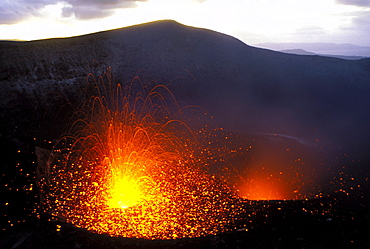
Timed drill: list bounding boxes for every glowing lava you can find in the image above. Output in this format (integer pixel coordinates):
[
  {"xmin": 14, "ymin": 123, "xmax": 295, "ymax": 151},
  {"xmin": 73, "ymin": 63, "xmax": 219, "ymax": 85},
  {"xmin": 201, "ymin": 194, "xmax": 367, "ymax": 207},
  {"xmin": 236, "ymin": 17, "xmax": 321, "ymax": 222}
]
[
  {"xmin": 240, "ymin": 178, "xmax": 285, "ymax": 200},
  {"xmin": 36, "ymin": 71, "xmax": 242, "ymax": 239},
  {"xmin": 107, "ymin": 176, "xmax": 145, "ymax": 209}
]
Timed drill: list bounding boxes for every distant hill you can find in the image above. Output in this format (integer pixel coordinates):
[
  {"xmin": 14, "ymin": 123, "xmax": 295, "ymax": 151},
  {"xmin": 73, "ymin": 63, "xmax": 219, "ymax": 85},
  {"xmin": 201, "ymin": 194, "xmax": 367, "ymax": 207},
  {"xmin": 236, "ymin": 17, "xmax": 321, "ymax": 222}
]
[
  {"xmin": 256, "ymin": 42, "xmax": 370, "ymax": 58},
  {"xmin": 1, "ymin": 20, "xmax": 370, "ymax": 163},
  {"xmin": 280, "ymin": 48, "xmax": 366, "ymax": 60},
  {"xmin": 281, "ymin": 49, "xmax": 316, "ymax": 56}
]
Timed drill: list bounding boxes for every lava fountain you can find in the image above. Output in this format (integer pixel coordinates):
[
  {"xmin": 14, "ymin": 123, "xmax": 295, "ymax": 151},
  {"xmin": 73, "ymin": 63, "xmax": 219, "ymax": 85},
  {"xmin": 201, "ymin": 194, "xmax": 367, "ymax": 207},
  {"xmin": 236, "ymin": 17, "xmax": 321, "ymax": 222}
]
[{"xmin": 36, "ymin": 70, "xmax": 242, "ymax": 239}]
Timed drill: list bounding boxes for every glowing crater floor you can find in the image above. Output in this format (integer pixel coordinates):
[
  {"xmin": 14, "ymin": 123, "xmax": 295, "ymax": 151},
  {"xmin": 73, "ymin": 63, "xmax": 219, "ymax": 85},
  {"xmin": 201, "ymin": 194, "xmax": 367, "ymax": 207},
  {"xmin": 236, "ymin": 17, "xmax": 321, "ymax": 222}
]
[{"xmin": 1, "ymin": 195, "xmax": 369, "ymax": 249}]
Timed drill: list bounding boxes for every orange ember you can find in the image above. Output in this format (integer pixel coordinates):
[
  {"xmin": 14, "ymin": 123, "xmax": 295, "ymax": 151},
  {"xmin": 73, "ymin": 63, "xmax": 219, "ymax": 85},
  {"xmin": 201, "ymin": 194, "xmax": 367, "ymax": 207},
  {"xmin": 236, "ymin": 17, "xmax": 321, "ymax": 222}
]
[{"xmin": 37, "ymin": 73, "xmax": 241, "ymax": 239}]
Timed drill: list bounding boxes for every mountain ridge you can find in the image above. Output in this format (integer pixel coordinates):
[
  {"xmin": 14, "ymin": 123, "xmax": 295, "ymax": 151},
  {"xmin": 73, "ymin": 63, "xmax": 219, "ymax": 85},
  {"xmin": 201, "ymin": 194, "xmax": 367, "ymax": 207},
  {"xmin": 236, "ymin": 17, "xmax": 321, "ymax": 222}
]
[{"xmin": 1, "ymin": 20, "xmax": 370, "ymax": 152}]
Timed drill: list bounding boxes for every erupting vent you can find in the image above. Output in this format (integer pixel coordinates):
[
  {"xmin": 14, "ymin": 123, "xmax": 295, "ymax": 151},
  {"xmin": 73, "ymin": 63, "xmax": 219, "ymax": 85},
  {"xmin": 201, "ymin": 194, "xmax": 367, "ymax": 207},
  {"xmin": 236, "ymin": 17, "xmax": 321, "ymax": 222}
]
[{"xmin": 36, "ymin": 71, "xmax": 242, "ymax": 239}]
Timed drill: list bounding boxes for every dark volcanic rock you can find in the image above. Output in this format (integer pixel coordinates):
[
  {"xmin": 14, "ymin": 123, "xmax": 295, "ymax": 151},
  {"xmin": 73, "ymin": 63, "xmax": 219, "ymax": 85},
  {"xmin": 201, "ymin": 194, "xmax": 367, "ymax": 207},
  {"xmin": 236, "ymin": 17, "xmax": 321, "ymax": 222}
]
[
  {"xmin": 1, "ymin": 19, "xmax": 370, "ymax": 194},
  {"xmin": 1, "ymin": 19, "xmax": 370, "ymax": 180},
  {"xmin": 1, "ymin": 20, "xmax": 370, "ymax": 147}
]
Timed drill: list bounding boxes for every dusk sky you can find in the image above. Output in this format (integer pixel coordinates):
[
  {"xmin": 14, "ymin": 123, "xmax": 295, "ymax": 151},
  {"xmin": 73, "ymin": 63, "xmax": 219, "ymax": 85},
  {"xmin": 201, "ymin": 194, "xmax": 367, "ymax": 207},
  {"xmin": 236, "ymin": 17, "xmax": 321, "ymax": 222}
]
[{"xmin": 0, "ymin": 0, "xmax": 370, "ymax": 46}]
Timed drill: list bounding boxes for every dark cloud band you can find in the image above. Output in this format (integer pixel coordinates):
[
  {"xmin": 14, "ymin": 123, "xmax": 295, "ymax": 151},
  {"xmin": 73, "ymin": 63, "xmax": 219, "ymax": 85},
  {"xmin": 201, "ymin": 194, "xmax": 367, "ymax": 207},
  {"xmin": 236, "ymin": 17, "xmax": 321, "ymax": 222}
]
[
  {"xmin": 0, "ymin": 0, "xmax": 56, "ymax": 24},
  {"xmin": 336, "ymin": 0, "xmax": 370, "ymax": 7},
  {"xmin": 0, "ymin": 0, "xmax": 148, "ymax": 24},
  {"xmin": 62, "ymin": 0, "xmax": 140, "ymax": 20}
]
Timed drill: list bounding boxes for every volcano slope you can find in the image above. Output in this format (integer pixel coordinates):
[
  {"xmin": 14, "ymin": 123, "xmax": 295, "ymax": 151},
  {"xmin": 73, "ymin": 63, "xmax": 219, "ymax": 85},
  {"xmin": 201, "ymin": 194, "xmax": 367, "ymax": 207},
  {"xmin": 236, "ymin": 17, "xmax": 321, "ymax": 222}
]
[{"xmin": 1, "ymin": 20, "xmax": 370, "ymax": 151}]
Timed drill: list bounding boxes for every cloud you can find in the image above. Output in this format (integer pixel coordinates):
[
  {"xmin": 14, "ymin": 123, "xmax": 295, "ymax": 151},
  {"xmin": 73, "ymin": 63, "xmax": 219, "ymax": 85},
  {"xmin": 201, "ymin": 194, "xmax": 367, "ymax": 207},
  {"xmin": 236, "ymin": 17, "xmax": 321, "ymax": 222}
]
[
  {"xmin": 0, "ymin": 0, "xmax": 55, "ymax": 24},
  {"xmin": 294, "ymin": 25, "xmax": 326, "ymax": 37},
  {"xmin": 351, "ymin": 11, "xmax": 370, "ymax": 30},
  {"xmin": 336, "ymin": 0, "xmax": 370, "ymax": 7},
  {"xmin": 335, "ymin": 10, "xmax": 370, "ymax": 45},
  {"xmin": 61, "ymin": 0, "xmax": 144, "ymax": 20},
  {"xmin": 61, "ymin": 6, "xmax": 114, "ymax": 20},
  {"xmin": 0, "ymin": 0, "xmax": 148, "ymax": 24}
]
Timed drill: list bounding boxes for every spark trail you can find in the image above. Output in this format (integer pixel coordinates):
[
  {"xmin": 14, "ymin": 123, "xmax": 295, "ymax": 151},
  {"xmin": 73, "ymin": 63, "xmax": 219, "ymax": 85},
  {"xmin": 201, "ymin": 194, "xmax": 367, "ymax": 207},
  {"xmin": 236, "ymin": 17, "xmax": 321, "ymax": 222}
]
[{"xmin": 36, "ymin": 70, "xmax": 242, "ymax": 239}]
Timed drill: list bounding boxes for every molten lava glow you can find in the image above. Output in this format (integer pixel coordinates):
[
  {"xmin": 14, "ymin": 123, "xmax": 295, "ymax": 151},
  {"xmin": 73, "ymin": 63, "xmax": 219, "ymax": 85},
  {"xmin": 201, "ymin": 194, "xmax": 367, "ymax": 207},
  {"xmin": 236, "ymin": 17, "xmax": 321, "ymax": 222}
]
[
  {"xmin": 107, "ymin": 176, "xmax": 144, "ymax": 209},
  {"xmin": 238, "ymin": 177, "xmax": 286, "ymax": 201},
  {"xmin": 242, "ymin": 182, "xmax": 284, "ymax": 200},
  {"xmin": 37, "ymin": 74, "xmax": 242, "ymax": 239}
]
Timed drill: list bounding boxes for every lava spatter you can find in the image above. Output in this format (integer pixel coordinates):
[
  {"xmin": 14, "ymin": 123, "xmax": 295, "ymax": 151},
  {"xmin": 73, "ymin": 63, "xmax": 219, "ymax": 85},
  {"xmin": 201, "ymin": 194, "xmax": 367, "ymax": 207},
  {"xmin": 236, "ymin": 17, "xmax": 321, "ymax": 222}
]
[{"xmin": 36, "ymin": 70, "xmax": 242, "ymax": 239}]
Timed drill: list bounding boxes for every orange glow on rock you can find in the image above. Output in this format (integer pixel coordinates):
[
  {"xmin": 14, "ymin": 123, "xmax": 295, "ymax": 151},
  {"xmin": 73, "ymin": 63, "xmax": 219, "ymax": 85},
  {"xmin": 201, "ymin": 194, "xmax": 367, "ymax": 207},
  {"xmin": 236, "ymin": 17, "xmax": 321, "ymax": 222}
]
[{"xmin": 240, "ymin": 178, "xmax": 285, "ymax": 200}]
